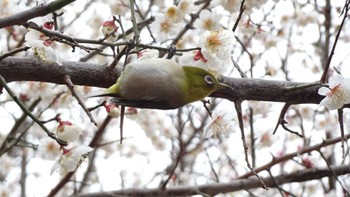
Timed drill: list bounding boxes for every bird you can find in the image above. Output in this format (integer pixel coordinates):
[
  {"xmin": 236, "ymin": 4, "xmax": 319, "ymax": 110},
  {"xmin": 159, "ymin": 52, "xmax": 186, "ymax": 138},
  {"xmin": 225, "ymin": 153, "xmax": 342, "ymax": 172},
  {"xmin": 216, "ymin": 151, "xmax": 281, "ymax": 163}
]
[{"xmin": 91, "ymin": 58, "xmax": 232, "ymax": 109}]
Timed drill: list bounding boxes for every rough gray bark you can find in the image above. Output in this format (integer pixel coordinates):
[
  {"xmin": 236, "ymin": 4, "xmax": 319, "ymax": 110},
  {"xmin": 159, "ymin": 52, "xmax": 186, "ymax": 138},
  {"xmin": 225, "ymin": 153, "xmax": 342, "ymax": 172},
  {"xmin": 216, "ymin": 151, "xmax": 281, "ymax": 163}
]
[
  {"xmin": 0, "ymin": 57, "xmax": 324, "ymax": 104},
  {"xmin": 76, "ymin": 165, "xmax": 350, "ymax": 197}
]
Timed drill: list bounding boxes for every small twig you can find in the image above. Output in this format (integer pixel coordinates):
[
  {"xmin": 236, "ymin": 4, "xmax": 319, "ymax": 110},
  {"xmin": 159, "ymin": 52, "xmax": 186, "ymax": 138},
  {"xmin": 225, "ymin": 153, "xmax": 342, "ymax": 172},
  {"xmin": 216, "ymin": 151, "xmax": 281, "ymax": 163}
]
[
  {"xmin": 23, "ymin": 22, "xmax": 120, "ymax": 50},
  {"xmin": 63, "ymin": 74, "xmax": 97, "ymax": 126},
  {"xmin": 52, "ymin": 12, "xmax": 63, "ymax": 30},
  {"xmin": 201, "ymin": 99, "xmax": 212, "ymax": 118},
  {"xmin": 107, "ymin": 41, "xmax": 133, "ymax": 70},
  {"xmin": 204, "ymin": 148, "xmax": 220, "ymax": 182},
  {"xmin": 280, "ymin": 119, "xmax": 303, "ymax": 138},
  {"xmin": 231, "ymin": 57, "xmax": 247, "ymax": 78},
  {"xmin": 40, "ymin": 113, "xmax": 61, "ymax": 124},
  {"xmin": 284, "ymin": 83, "xmax": 322, "ymax": 90},
  {"xmin": 0, "ymin": 0, "xmax": 75, "ymax": 28},
  {"xmin": 249, "ymin": 107, "xmax": 256, "ymax": 168},
  {"xmin": 99, "ymin": 17, "xmax": 120, "ymax": 43},
  {"xmin": 87, "ymin": 101, "xmax": 106, "ymax": 112},
  {"xmin": 273, "ymin": 103, "xmax": 291, "ymax": 134},
  {"xmin": 114, "ymin": 15, "xmax": 125, "ymax": 35},
  {"xmin": 0, "ymin": 75, "xmax": 67, "ymax": 146},
  {"xmin": 0, "ymin": 46, "xmax": 30, "ymax": 61},
  {"xmin": 159, "ymin": 109, "xmax": 187, "ymax": 190},
  {"xmin": 166, "ymin": 45, "xmax": 177, "ymax": 59},
  {"xmin": 337, "ymin": 108, "xmax": 345, "ymax": 158},
  {"xmin": 119, "ymin": 106, "xmax": 125, "ymax": 144},
  {"xmin": 318, "ymin": 150, "xmax": 350, "ymax": 196},
  {"xmin": 95, "ymin": 137, "xmax": 133, "ymax": 148},
  {"xmin": 133, "ymin": 2, "xmax": 156, "ymax": 43},
  {"xmin": 129, "ymin": 0, "xmax": 140, "ymax": 44},
  {"xmin": 266, "ymin": 169, "xmax": 286, "ymax": 197},
  {"xmin": 238, "ymin": 133, "xmax": 350, "ymax": 179},
  {"xmin": 232, "ymin": 0, "xmax": 246, "ymax": 32},
  {"xmin": 159, "ymin": 145, "xmax": 183, "ymax": 190},
  {"xmin": 234, "ymin": 101, "xmax": 268, "ymax": 189},
  {"xmin": 320, "ymin": 1, "xmax": 350, "ymax": 82},
  {"xmin": 170, "ymin": 0, "xmax": 210, "ymax": 46},
  {"xmin": 48, "ymin": 115, "xmax": 112, "ymax": 197},
  {"xmin": 0, "ymin": 98, "xmax": 41, "ymax": 156}
]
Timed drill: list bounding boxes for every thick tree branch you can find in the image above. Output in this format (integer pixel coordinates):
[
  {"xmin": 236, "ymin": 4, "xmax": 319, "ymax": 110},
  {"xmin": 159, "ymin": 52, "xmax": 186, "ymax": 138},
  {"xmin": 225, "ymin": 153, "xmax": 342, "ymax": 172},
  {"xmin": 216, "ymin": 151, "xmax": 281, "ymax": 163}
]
[
  {"xmin": 0, "ymin": 57, "xmax": 324, "ymax": 105},
  {"xmin": 0, "ymin": 57, "xmax": 118, "ymax": 89},
  {"xmin": 76, "ymin": 165, "xmax": 350, "ymax": 197},
  {"xmin": 0, "ymin": 0, "xmax": 75, "ymax": 28}
]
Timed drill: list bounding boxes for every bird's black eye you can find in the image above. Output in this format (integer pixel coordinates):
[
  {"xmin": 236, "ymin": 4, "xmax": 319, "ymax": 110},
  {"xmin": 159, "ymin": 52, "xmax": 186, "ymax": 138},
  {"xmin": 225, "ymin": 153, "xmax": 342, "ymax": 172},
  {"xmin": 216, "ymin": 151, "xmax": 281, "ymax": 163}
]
[{"xmin": 204, "ymin": 75, "xmax": 214, "ymax": 86}]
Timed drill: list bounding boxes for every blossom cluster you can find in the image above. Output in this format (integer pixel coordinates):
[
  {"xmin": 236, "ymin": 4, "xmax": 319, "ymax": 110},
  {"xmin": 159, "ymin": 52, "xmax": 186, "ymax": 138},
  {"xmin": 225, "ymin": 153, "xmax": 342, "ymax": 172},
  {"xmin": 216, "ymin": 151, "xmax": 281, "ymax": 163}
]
[
  {"xmin": 25, "ymin": 21, "xmax": 61, "ymax": 65},
  {"xmin": 50, "ymin": 118, "xmax": 93, "ymax": 176},
  {"xmin": 179, "ymin": 29, "xmax": 235, "ymax": 75}
]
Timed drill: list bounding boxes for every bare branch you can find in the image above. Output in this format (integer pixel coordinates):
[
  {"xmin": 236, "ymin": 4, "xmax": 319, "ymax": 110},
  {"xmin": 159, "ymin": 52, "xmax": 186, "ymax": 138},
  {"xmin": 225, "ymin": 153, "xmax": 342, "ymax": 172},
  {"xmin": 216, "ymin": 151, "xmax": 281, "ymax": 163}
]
[
  {"xmin": 75, "ymin": 165, "xmax": 350, "ymax": 197},
  {"xmin": 238, "ymin": 133, "xmax": 350, "ymax": 179},
  {"xmin": 0, "ymin": 57, "xmax": 327, "ymax": 105},
  {"xmin": 0, "ymin": 0, "xmax": 75, "ymax": 28},
  {"xmin": 63, "ymin": 74, "xmax": 97, "ymax": 126},
  {"xmin": 0, "ymin": 75, "xmax": 67, "ymax": 146}
]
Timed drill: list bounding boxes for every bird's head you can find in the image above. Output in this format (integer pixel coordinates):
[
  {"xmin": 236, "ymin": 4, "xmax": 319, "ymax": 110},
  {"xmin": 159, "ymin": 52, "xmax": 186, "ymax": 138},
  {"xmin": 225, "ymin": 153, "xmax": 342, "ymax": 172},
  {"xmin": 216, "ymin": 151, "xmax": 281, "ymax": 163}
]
[{"xmin": 182, "ymin": 66, "xmax": 232, "ymax": 103}]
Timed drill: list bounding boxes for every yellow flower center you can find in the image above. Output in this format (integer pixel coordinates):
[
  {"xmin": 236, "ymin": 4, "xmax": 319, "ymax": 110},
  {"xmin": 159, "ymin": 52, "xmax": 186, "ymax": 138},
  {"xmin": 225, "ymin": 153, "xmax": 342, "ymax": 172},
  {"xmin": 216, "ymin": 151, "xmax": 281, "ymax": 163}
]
[
  {"xmin": 203, "ymin": 19, "xmax": 214, "ymax": 30},
  {"xmin": 206, "ymin": 32, "xmax": 222, "ymax": 49},
  {"xmin": 46, "ymin": 142, "xmax": 57, "ymax": 152},
  {"xmin": 327, "ymin": 84, "xmax": 342, "ymax": 98},
  {"xmin": 160, "ymin": 21, "xmax": 171, "ymax": 33},
  {"xmin": 166, "ymin": 7, "xmax": 177, "ymax": 17}
]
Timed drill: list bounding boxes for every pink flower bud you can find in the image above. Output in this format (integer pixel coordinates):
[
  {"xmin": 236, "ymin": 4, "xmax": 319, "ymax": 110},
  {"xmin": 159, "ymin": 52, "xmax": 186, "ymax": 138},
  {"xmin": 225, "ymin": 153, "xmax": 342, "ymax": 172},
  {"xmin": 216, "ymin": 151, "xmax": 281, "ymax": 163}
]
[
  {"xmin": 101, "ymin": 20, "xmax": 119, "ymax": 41},
  {"xmin": 104, "ymin": 103, "xmax": 120, "ymax": 118},
  {"xmin": 56, "ymin": 120, "xmax": 82, "ymax": 142},
  {"xmin": 193, "ymin": 50, "xmax": 207, "ymax": 62}
]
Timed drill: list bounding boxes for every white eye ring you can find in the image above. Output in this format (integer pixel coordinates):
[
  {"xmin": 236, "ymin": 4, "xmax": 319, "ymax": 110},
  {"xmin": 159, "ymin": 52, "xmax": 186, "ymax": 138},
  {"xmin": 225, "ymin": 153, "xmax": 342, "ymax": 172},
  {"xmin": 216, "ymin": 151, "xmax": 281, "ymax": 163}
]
[{"xmin": 204, "ymin": 75, "xmax": 214, "ymax": 85}]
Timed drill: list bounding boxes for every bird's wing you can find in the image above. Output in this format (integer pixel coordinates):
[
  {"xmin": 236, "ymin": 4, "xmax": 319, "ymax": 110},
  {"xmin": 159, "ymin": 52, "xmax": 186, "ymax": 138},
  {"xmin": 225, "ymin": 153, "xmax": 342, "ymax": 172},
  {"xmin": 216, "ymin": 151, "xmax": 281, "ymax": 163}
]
[{"xmin": 118, "ymin": 59, "xmax": 185, "ymax": 103}]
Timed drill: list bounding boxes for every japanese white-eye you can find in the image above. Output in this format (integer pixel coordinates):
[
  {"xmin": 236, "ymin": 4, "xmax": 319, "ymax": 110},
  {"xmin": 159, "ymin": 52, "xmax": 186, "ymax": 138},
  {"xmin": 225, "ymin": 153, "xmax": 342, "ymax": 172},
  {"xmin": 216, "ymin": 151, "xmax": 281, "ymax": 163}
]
[{"xmin": 93, "ymin": 58, "xmax": 231, "ymax": 109}]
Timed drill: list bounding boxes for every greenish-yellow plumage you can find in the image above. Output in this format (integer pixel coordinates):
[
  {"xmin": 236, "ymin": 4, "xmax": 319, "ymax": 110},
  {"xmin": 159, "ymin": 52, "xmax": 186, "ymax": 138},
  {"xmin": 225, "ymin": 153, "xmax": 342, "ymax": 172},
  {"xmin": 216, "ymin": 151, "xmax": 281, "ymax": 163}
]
[{"xmin": 95, "ymin": 58, "xmax": 231, "ymax": 109}]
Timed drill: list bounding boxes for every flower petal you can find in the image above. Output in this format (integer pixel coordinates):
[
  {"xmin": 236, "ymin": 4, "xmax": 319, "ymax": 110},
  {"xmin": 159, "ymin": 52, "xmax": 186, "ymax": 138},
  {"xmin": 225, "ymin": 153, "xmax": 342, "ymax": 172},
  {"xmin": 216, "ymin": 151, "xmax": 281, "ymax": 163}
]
[
  {"xmin": 319, "ymin": 97, "xmax": 343, "ymax": 110},
  {"xmin": 318, "ymin": 87, "xmax": 330, "ymax": 96},
  {"xmin": 329, "ymin": 74, "xmax": 343, "ymax": 88}
]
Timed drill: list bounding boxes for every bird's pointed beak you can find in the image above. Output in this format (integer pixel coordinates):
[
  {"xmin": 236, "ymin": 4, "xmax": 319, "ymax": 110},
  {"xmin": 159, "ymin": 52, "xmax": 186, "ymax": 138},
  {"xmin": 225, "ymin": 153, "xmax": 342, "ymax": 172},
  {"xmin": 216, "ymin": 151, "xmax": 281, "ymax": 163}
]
[{"xmin": 217, "ymin": 82, "xmax": 233, "ymax": 90}]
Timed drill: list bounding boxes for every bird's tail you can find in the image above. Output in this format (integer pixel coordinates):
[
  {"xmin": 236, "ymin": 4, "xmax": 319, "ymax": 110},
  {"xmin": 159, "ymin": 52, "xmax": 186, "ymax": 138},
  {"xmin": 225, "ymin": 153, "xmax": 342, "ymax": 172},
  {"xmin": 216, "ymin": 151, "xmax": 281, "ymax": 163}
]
[
  {"xmin": 84, "ymin": 90, "xmax": 118, "ymax": 98},
  {"xmin": 85, "ymin": 84, "xmax": 120, "ymax": 98}
]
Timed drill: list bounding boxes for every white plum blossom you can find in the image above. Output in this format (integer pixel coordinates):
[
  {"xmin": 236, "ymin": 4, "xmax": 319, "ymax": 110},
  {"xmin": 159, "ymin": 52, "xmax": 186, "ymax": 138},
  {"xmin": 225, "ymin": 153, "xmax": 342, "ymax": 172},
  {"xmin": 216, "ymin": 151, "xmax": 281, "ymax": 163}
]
[
  {"xmin": 100, "ymin": 20, "xmax": 119, "ymax": 42},
  {"xmin": 164, "ymin": 5, "xmax": 184, "ymax": 23},
  {"xmin": 200, "ymin": 30, "xmax": 234, "ymax": 60},
  {"xmin": 110, "ymin": 1, "xmax": 129, "ymax": 16},
  {"xmin": 318, "ymin": 74, "xmax": 350, "ymax": 110},
  {"xmin": 180, "ymin": 30, "xmax": 235, "ymax": 74},
  {"xmin": 51, "ymin": 145, "xmax": 93, "ymax": 175},
  {"xmin": 179, "ymin": 50, "xmax": 205, "ymax": 67},
  {"xmin": 244, "ymin": 0, "xmax": 269, "ymax": 13},
  {"xmin": 25, "ymin": 22, "xmax": 61, "ymax": 64},
  {"xmin": 211, "ymin": 0, "xmax": 240, "ymax": 13},
  {"xmin": 193, "ymin": 9, "xmax": 223, "ymax": 33},
  {"xmin": 37, "ymin": 139, "xmax": 61, "ymax": 160},
  {"xmin": 179, "ymin": 50, "xmax": 222, "ymax": 74},
  {"xmin": 178, "ymin": 0, "xmax": 197, "ymax": 15},
  {"xmin": 204, "ymin": 113, "xmax": 235, "ymax": 138},
  {"xmin": 151, "ymin": 14, "xmax": 181, "ymax": 41},
  {"xmin": 199, "ymin": 30, "xmax": 235, "ymax": 74},
  {"xmin": 56, "ymin": 119, "xmax": 82, "ymax": 143}
]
